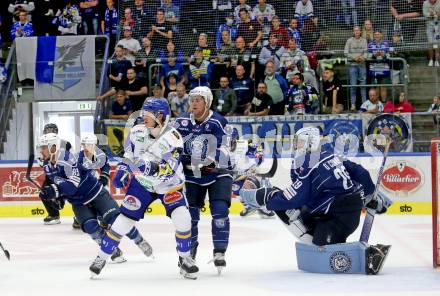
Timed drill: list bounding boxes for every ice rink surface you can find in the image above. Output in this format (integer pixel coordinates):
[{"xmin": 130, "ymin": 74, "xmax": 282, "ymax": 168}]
[{"xmin": 0, "ymin": 214, "xmax": 439, "ymax": 296}]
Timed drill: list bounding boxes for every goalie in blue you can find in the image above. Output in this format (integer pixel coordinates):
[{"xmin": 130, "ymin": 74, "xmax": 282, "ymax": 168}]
[{"xmin": 240, "ymin": 127, "xmax": 392, "ymax": 275}]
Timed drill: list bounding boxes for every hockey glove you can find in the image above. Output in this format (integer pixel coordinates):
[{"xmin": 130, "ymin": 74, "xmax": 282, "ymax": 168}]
[
  {"xmin": 113, "ymin": 163, "xmax": 130, "ymax": 189},
  {"xmin": 99, "ymin": 173, "xmax": 110, "ymax": 187},
  {"xmin": 39, "ymin": 184, "xmax": 60, "ymax": 200},
  {"xmin": 365, "ymin": 191, "xmax": 393, "ymax": 214},
  {"xmin": 240, "ymin": 187, "xmax": 279, "ymax": 210}
]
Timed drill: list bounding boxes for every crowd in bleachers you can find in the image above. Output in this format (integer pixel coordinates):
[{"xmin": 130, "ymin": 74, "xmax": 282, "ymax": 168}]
[{"xmin": 1, "ymin": 0, "xmax": 440, "ymax": 118}]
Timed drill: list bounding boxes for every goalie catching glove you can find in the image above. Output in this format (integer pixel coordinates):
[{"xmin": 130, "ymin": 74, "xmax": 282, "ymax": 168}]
[{"xmin": 364, "ymin": 191, "xmax": 393, "ymax": 214}]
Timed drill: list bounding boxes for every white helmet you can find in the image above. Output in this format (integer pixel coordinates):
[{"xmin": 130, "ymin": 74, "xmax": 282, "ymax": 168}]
[
  {"xmin": 81, "ymin": 133, "xmax": 98, "ymax": 146},
  {"xmin": 294, "ymin": 127, "xmax": 321, "ymax": 156},
  {"xmin": 37, "ymin": 133, "xmax": 60, "ymax": 154},
  {"xmin": 189, "ymin": 86, "xmax": 213, "ymax": 108}
]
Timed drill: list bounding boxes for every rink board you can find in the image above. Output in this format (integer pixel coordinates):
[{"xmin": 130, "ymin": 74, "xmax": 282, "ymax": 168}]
[{"xmin": 0, "ymin": 153, "xmax": 433, "ymax": 217}]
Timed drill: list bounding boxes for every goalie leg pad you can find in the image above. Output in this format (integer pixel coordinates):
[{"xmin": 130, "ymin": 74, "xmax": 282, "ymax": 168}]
[
  {"xmin": 295, "ymin": 241, "xmax": 368, "ymax": 274},
  {"xmin": 275, "ymin": 210, "xmax": 314, "ymax": 244}
]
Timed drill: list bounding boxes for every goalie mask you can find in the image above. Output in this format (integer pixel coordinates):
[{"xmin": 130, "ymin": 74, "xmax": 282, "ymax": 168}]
[
  {"xmin": 293, "ymin": 127, "xmax": 321, "ymax": 157},
  {"xmin": 142, "ymin": 97, "xmax": 170, "ymax": 138},
  {"xmin": 37, "ymin": 133, "xmax": 61, "ymax": 162}
]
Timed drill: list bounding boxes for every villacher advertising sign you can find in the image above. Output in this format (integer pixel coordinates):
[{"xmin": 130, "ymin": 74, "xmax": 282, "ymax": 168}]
[{"xmin": 380, "ymin": 161, "xmax": 423, "ymax": 194}]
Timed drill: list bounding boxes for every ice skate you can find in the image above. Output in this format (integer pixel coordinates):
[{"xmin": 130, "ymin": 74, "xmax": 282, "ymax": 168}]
[
  {"xmin": 43, "ymin": 216, "xmax": 60, "ymax": 225},
  {"xmin": 89, "ymin": 255, "xmax": 106, "ymax": 278},
  {"xmin": 179, "ymin": 255, "xmax": 199, "ymax": 280},
  {"xmin": 208, "ymin": 252, "xmax": 226, "ymax": 275},
  {"xmin": 366, "ymin": 244, "xmax": 391, "ymax": 275},
  {"xmin": 240, "ymin": 206, "xmax": 256, "ymax": 217},
  {"xmin": 136, "ymin": 238, "xmax": 154, "ymax": 258},
  {"xmin": 110, "ymin": 247, "xmax": 126, "ymax": 263},
  {"xmin": 257, "ymin": 208, "xmax": 275, "ymax": 219},
  {"xmin": 72, "ymin": 217, "xmax": 80, "ymax": 229}
]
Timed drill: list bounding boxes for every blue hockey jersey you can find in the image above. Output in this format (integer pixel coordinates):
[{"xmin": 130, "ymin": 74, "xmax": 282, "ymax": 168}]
[
  {"xmin": 175, "ymin": 111, "xmax": 233, "ymax": 185},
  {"xmin": 266, "ymin": 151, "xmax": 374, "ymax": 214},
  {"xmin": 43, "ymin": 150, "xmax": 104, "ymax": 205}
]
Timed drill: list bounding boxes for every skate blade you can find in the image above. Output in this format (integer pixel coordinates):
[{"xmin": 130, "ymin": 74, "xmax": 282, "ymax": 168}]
[
  {"xmin": 216, "ymin": 266, "xmax": 224, "ymax": 275},
  {"xmin": 44, "ymin": 220, "xmax": 61, "ymax": 225},
  {"xmin": 180, "ymin": 269, "xmax": 197, "ymax": 280},
  {"xmin": 90, "ymin": 272, "xmax": 100, "ymax": 280},
  {"xmin": 110, "ymin": 257, "xmax": 127, "ymax": 264},
  {"xmin": 376, "ymin": 245, "xmax": 392, "ymax": 274}
]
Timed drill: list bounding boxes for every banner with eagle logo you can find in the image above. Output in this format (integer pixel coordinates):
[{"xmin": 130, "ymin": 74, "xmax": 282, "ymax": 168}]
[{"xmin": 16, "ymin": 36, "xmax": 95, "ymax": 101}]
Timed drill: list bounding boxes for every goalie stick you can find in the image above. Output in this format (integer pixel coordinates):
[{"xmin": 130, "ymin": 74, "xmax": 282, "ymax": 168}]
[
  {"xmin": 359, "ymin": 137, "xmax": 392, "ymax": 243},
  {"xmin": 0, "ymin": 242, "xmax": 10, "ymax": 260},
  {"xmin": 26, "ymin": 154, "xmax": 44, "ymax": 191}
]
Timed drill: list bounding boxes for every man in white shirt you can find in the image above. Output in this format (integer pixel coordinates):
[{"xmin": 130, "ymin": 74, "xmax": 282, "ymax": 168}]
[
  {"xmin": 117, "ymin": 26, "xmax": 141, "ymax": 65},
  {"xmin": 360, "ymin": 89, "xmax": 384, "ymax": 114}
]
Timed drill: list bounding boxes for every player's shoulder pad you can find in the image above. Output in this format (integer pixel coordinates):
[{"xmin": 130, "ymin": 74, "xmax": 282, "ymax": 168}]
[
  {"xmin": 162, "ymin": 126, "xmax": 184, "ymax": 148},
  {"xmin": 208, "ymin": 112, "xmax": 228, "ymax": 133}
]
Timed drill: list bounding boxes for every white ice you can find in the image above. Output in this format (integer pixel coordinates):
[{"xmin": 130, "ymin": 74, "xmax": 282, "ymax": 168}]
[{"xmin": 0, "ymin": 214, "xmax": 439, "ymax": 296}]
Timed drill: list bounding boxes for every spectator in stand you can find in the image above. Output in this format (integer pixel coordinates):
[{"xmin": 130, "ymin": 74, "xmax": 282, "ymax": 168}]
[
  {"xmin": 213, "ymin": 0, "xmax": 233, "ymax": 31},
  {"xmin": 237, "ymin": 8, "xmax": 263, "ymax": 50},
  {"xmin": 135, "ymin": 37, "xmax": 159, "ymax": 84},
  {"xmin": 133, "ymin": 0, "xmax": 149, "ymax": 40},
  {"xmin": 10, "ymin": 11, "xmax": 33, "ymax": 40},
  {"xmin": 428, "ymin": 95, "xmax": 439, "ymax": 124},
  {"xmin": 301, "ymin": 18, "xmax": 320, "ymax": 52},
  {"xmin": 384, "ymin": 91, "xmax": 415, "ymax": 113},
  {"xmin": 162, "ymin": 72, "xmax": 178, "ymax": 98},
  {"xmin": 285, "ymin": 72, "xmax": 319, "ymax": 115},
  {"xmin": 212, "ymin": 76, "xmax": 237, "ymax": 116},
  {"xmin": 244, "ymin": 82, "xmax": 272, "ymax": 116},
  {"xmin": 108, "ymin": 45, "xmax": 132, "ymax": 88},
  {"xmin": 390, "ymin": 0, "xmax": 422, "ymax": 43},
  {"xmin": 117, "ymin": 26, "xmax": 141, "ymax": 66},
  {"xmin": 168, "ymin": 84, "xmax": 189, "ymax": 117},
  {"xmin": 161, "ymin": 0, "xmax": 180, "ymax": 33},
  {"xmin": 362, "ymin": 19, "xmax": 374, "ymax": 43},
  {"xmin": 344, "ymin": 26, "xmax": 368, "ymax": 111},
  {"xmin": 147, "ymin": 8, "xmax": 173, "ymax": 52},
  {"xmin": 217, "ymin": 30, "xmax": 236, "ymax": 60},
  {"xmin": 159, "ymin": 40, "xmax": 184, "ymax": 63},
  {"xmin": 230, "ymin": 64, "xmax": 254, "ymax": 115},
  {"xmin": 264, "ymin": 60, "xmax": 288, "ymax": 115},
  {"xmin": 230, "ymin": 36, "xmax": 256, "ymax": 79},
  {"xmin": 341, "ymin": 0, "xmax": 358, "ymax": 27},
  {"xmin": 368, "ymin": 30, "xmax": 391, "ymax": 102},
  {"xmin": 270, "ymin": 16, "xmax": 289, "ymax": 48},
  {"xmin": 294, "ymin": 0, "xmax": 314, "ymax": 29},
  {"xmin": 109, "ymin": 90, "xmax": 133, "ymax": 120},
  {"xmin": 195, "ymin": 33, "xmax": 215, "ymax": 62},
  {"xmin": 8, "ymin": 1, "xmax": 35, "ymax": 22},
  {"xmin": 160, "ymin": 53, "xmax": 186, "ymax": 92},
  {"xmin": 151, "ymin": 84, "xmax": 164, "ymax": 99},
  {"xmin": 423, "ymin": 0, "xmax": 440, "ymax": 67},
  {"xmin": 98, "ymin": 68, "xmax": 148, "ymax": 112},
  {"xmin": 322, "ymin": 67, "xmax": 345, "ymax": 114},
  {"xmin": 359, "ymin": 88, "xmax": 384, "ymax": 113},
  {"xmin": 287, "ymin": 18, "xmax": 302, "ymax": 49},
  {"xmin": 121, "ymin": 7, "xmax": 135, "ymax": 30},
  {"xmin": 52, "ymin": 1, "xmax": 82, "ymax": 36},
  {"xmin": 234, "ymin": 0, "xmax": 253, "ymax": 23},
  {"xmin": 216, "ymin": 13, "xmax": 238, "ymax": 51},
  {"xmin": 102, "ymin": 0, "xmax": 118, "ymax": 51},
  {"xmin": 280, "ymin": 38, "xmax": 309, "ymax": 81},
  {"xmin": 79, "ymin": 0, "xmax": 99, "ymax": 35},
  {"xmin": 258, "ymin": 33, "xmax": 285, "ymax": 72},
  {"xmin": 253, "ymin": 0, "xmax": 275, "ymax": 22},
  {"xmin": 188, "ymin": 47, "xmax": 213, "ymax": 89}
]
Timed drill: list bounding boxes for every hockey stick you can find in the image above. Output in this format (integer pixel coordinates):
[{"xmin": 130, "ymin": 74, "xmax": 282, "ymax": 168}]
[
  {"xmin": 359, "ymin": 137, "xmax": 392, "ymax": 243},
  {"xmin": 26, "ymin": 154, "xmax": 44, "ymax": 191},
  {"xmin": 0, "ymin": 242, "xmax": 10, "ymax": 260}
]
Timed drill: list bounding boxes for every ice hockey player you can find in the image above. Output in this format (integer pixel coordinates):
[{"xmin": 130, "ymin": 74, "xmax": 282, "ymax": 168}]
[
  {"xmin": 240, "ymin": 127, "xmax": 392, "ymax": 275},
  {"xmin": 228, "ymin": 127, "xmax": 274, "ymax": 218},
  {"xmin": 37, "ymin": 133, "xmax": 152, "ymax": 266},
  {"xmin": 175, "ymin": 86, "xmax": 233, "ymax": 274},
  {"xmin": 89, "ymin": 98, "xmax": 198, "ymax": 279}
]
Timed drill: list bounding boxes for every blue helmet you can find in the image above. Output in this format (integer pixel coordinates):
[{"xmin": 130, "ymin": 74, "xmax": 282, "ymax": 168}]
[{"xmin": 142, "ymin": 97, "xmax": 170, "ymax": 119}]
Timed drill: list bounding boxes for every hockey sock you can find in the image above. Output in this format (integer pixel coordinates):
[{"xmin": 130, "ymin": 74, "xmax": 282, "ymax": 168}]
[
  {"xmin": 171, "ymin": 206, "xmax": 192, "ymax": 254},
  {"xmin": 188, "ymin": 206, "xmax": 200, "ymax": 249},
  {"xmin": 210, "ymin": 200, "xmax": 230, "ymax": 252},
  {"xmin": 176, "ymin": 230, "xmax": 192, "ymax": 254},
  {"xmin": 126, "ymin": 227, "xmax": 142, "ymax": 244},
  {"xmin": 82, "ymin": 219, "xmax": 105, "ymax": 245},
  {"xmin": 100, "ymin": 229, "xmax": 123, "ymax": 259}
]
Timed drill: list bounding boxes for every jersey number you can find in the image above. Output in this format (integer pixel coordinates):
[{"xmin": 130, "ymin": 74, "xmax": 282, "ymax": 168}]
[{"xmin": 333, "ymin": 166, "xmax": 353, "ymax": 190}]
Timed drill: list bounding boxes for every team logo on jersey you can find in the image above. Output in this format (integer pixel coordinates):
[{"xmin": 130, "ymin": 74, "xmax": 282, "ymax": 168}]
[
  {"xmin": 181, "ymin": 120, "xmax": 189, "ymax": 127},
  {"xmin": 122, "ymin": 195, "xmax": 141, "ymax": 211},
  {"xmin": 381, "ymin": 161, "xmax": 423, "ymax": 194},
  {"xmin": 205, "ymin": 124, "xmax": 210, "ymax": 131},
  {"xmin": 163, "ymin": 191, "xmax": 183, "ymax": 204},
  {"xmin": 329, "ymin": 251, "xmax": 352, "ymax": 273}
]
